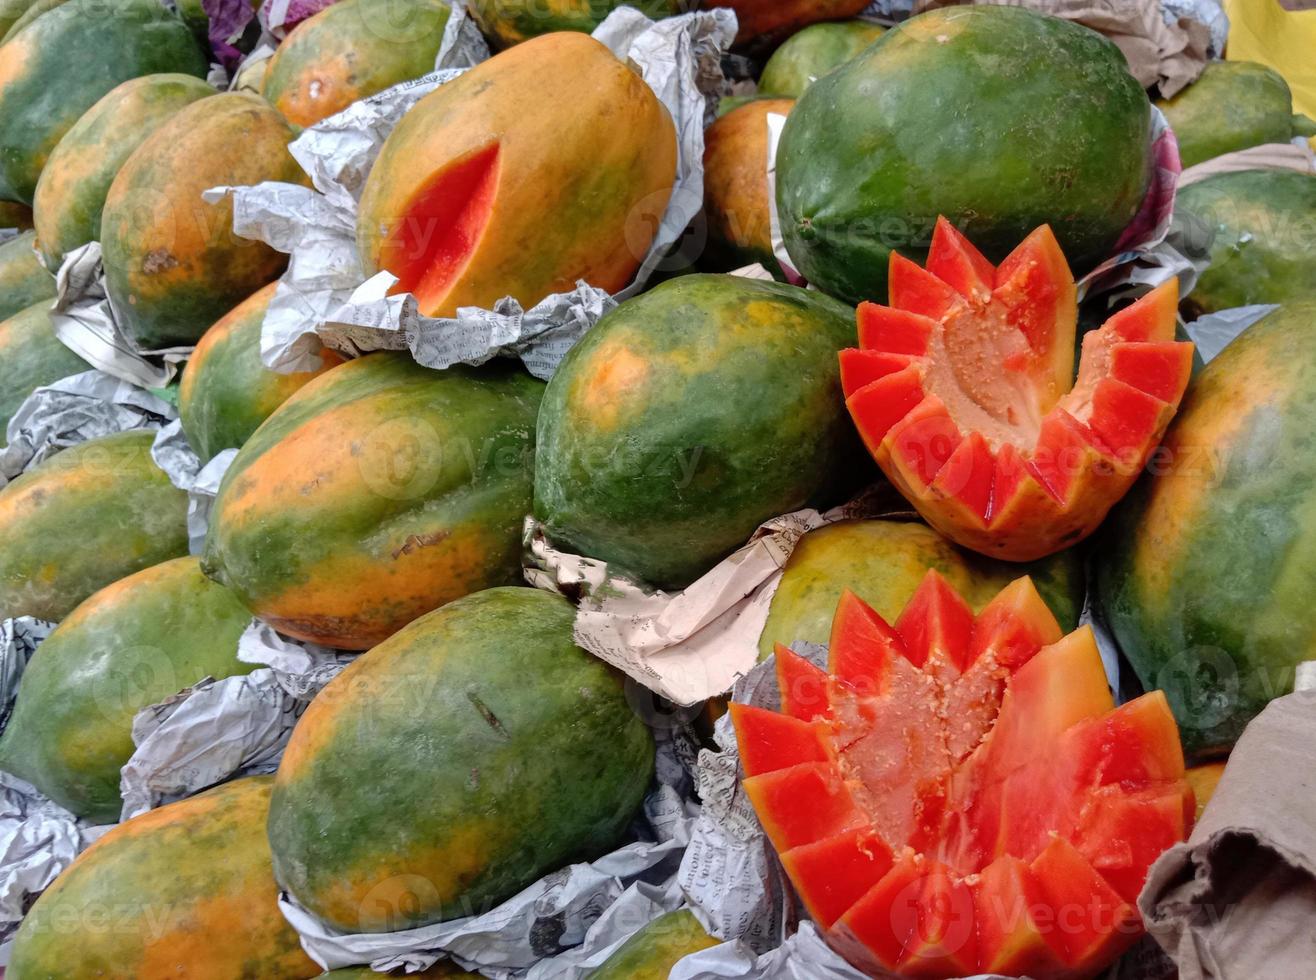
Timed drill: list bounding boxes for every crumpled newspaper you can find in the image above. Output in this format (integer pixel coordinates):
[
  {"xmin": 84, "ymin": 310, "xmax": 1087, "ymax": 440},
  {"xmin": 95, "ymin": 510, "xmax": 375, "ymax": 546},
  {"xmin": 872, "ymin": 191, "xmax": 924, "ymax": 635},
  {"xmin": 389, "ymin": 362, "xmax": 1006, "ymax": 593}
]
[
  {"xmin": 0, "ymin": 773, "xmax": 113, "ymax": 944},
  {"xmin": 1182, "ymin": 304, "xmax": 1279, "ymax": 364},
  {"xmin": 0, "ymin": 620, "xmax": 112, "ymax": 943},
  {"xmin": 0, "ymin": 370, "xmax": 175, "ymax": 486},
  {"xmin": 149, "ymin": 420, "xmax": 239, "ymax": 552},
  {"xmin": 524, "ymin": 487, "xmax": 907, "ymax": 707},
  {"xmin": 279, "ymin": 725, "xmax": 702, "ymax": 977},
  {"xmin": 223, "ymin": 7, "xmax": 735, "ymax": 378},
  {"xmin": 676, "ymin": 652, "xmax": 810, "ymax": 954},
  {"xmin": 117, "ymin": 621, "xmax": 355, "ymax": 822},
  {"xmin": 47, "ymin": 242, "xmax": 192, "ymax": 389},
  {"xmin": 0, "ymin": 618, "xmax": 52, "ymax": 728}
]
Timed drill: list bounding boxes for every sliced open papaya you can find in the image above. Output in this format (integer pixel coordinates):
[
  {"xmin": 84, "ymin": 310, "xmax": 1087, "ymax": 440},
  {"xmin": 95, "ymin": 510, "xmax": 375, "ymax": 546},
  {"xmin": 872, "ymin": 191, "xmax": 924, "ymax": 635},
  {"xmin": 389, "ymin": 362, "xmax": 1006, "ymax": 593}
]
[
  {"xmin": 733, "ymin": 572, "xmax": 1192, "ymax": 979},
  {"xmin": 843, "ymin": 218, "xmax": 1193, "ymax": 560}
]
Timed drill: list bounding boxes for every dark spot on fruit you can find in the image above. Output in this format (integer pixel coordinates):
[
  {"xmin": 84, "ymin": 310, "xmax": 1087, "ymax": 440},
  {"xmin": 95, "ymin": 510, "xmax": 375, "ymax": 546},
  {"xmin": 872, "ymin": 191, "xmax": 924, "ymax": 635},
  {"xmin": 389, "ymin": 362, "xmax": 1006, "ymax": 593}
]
[{"xmin": 391, "ymin": 529, "xmax": 450, "ymax": 559}]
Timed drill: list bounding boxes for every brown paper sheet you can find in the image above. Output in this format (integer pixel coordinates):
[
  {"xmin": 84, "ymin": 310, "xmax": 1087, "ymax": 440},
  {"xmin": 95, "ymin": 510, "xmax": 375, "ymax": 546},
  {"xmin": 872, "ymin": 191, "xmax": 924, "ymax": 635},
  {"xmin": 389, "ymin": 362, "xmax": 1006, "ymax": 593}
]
[
  {"xmin": 1178, "ymin": 141, "xmax": 1316, "ymax": 185},
  {"xmin": 913, "ymin": 0, "xmax": 1212, "ymax": 95},
  {"xmin": 1139, "ymin": 691, "xmax": 1316, "ymax": 979}
]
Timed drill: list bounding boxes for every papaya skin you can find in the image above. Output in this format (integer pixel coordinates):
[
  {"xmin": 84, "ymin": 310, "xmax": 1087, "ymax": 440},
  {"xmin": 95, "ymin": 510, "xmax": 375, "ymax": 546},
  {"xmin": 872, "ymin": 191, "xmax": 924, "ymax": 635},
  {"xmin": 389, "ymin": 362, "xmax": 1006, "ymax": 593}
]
[
  {"xmin": 357, "ymin": 31, "xmax": 677, "ymax": 319},
  {"xmin": 8, "ymin": 778, "xmax": 320, "ymax": 979},
  {"xmin": 0, "ymin": 557, "xmax": 258, "ymax": 823},
  {"xmin": 716, "ymin": 0, "xmax": 871, "ymax": 46},
  {"xmin": 0, "ymin": 430, "xmax": 189, "ymax": 621},
  {"xmin": 179, "ymin": 282, "xmax": 343, "ymax": 461},
  {"xmin": 267, "ymin": 588, "xmax": 654, "ymax": 932},
  {"xmin": 33, "ymin": 73, "xmax": 215, "ymax": 269},
  {"xmin": 0, "ymin": 230, "xmax": 54, "ymax": 321},
  {"xmin": 202, "ymin": 354, "xmax": 544, "ymax": 649},
  {"xmin": 0, "ymin": 301, "xmax": 89, "ymax": 432},
  {"xmin": 262, "ymin": 0, "xmax": 452, "ymax": 127},
  {"xmin": 702, "ymin": 98, "xmax": 793, "ymax": 272},
  {"xmin": 466, "ymin": 0, "xmax": 681, "ymax": 48},
  {"xmin": 0, "ymin": 0, "xmax": 207, "ymax": 204},
  {"xmin": 100, "ymin": 92, "xmax": 308, "ymax": 350}
]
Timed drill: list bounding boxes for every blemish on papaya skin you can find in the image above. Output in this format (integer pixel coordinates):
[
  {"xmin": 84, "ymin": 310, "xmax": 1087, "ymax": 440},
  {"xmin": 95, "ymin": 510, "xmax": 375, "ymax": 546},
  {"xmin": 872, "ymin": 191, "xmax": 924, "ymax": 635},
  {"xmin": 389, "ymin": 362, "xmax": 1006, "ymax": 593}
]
[
  {"xmin": 467, "ymin": 692, "xmax": 509, "ymax": 739},
  {"xmin": 142, "ymin": 249, "xmax": 178, "ymax": 275},
  {"xmin": 392, "ymin": 529, "xmax": 451, "ymax": 559}
]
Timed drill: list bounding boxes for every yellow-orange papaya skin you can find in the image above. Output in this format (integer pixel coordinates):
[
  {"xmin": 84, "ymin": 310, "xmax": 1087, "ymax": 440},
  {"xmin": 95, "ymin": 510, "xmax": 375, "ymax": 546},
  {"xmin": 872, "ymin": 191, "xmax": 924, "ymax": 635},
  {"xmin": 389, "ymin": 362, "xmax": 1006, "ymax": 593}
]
[
  {"xmin": 8, "ymin": 777, "xmax": 320, "ymax": 980},
  {"xmin": 356, "ymin": 31, "xmax": 677, "ymax": 318},
  {"xmin": 702, "ymin": 98, "xmax": 793, "ymax": 270},
  {"xmin": 100, "ymin": 92, "xmax": 310, "ymax": 350}
]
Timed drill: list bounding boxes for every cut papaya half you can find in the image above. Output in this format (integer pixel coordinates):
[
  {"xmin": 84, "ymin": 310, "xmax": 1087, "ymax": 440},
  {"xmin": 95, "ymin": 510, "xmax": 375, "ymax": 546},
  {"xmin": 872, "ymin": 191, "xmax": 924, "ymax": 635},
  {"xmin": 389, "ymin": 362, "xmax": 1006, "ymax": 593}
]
[
  {"xmin": 732, "ymin": 573, "xmax": 1192, "ymax": 979},
  {"xmin": 842, "ymin": 217, "xmax": 1194, "ymax": 560}
]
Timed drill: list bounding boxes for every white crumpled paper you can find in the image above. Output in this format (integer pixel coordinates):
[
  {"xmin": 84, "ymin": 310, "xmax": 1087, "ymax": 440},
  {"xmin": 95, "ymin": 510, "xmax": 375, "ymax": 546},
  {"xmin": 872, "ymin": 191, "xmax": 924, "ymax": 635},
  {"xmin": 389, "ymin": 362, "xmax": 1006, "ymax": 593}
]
[
  {"xmin": 1183, "ymin": 304, "xmax": 1279, "ymax": 364},
  {"xmin": 0, "ymin": 370, "xmax": 175, "ymax": 487},
  {"xmin": 279, "ymin": 724, "xmax": 702, "ymax": 977},
  {"xmin": 221, "ymin": 7, "xmax": 735, "ymax": 378},
  {"xmin": 0, "ymin": 623, "xmax": 113, "ymax": 943},
  {"xmin": 149, "ymin": 420, "xmax": 238, "ymax": 552},
  {"xmin": 0, "ymin": 618, "xmax": 52, "ymax": 725},
  {"xmin": 0, "ymin": 773, "xmax": 112, "ymax": 944},
  {"xmin": 524, "ymin": 488, "xmax": 898, "ymax": 707},
  {"xmin": 47, "ymin": 243, "xmax": 192, "ymax": 389},
  {"xmin": 117, "ymin": 621, "xmax": 354, "ymax": 822}
]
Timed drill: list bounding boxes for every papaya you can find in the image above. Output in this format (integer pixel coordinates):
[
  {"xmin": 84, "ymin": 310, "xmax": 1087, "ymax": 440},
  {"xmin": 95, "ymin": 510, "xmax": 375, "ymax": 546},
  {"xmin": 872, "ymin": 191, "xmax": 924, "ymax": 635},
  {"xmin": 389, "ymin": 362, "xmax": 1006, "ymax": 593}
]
[
  {"xmin": 357, "ymin": 32, "xmax": 677, "ymax": 319},
  {"xmin": 0, "ymin": 430, "xmax": 189, "ymax": 621},
  {"xmin": 585, "ymin": 910, "xmax": 720, "ymax": 979},
  {"xmin": 1097, "ymin": 302, "xmax": 1316, "ymax": 760},
  {"xmin": 758, "ymin": 20, "xmax": 885, "ymax": 97},
  {"xmin": 0, "ymin": 200, "xmax": 32, "ymax": 230},
  {"xmin": 1174, "ymin": 169, "xmax": 1316, "ymax": 315},
  {"xmin": 735, "ymin": 575, "xmax": 1192, "ymax": 977},
  {"xmin": 0, "ymin": 0, "xmax": 40, "ymax": 37},
  {"xmin": 32, "ymin": 73, "xmax": 215, "ymax": 270},
  {"xmin": 777, "ymin": 6, "xmax": 1151, "ymax": 303},
  {"xmin": 466, "ymin": 0, "xmax": 681, "ymax": 48},
  {"xmin": 0, "ymin": 229, "xmax": 53, "ymax": 320},
  {"xmin": 0, "ymin": 0, "xmax": 65, "ymax": 42},
  {"xmin": 0, "ymin": 301, "xmax": 89, "ymax": 432},
  {"xmin": 179, "ymin": 283, "xmax": 344, "ymax": 462},
  {"xmin": 715, "ymin": 0, "xmax": 870, "ymax": 46},
  {"xmin": 8, "ymin": 777, "xmax": 320, "ymax": 979},
  {"xmin": 534, "ymin": 273, "xmax": 862, "ymax": 589},
  {"xmin": 100, "ymin": 92, "xmax": 307, "ymax": 351},
  {"xmin": 267, "ymin": 587, "xmax": 654, "ymax": 932},
  {"xmin": 843, "ymin": 221, "xmax": 1193, "ymax": 560},
  {"xmin": 701, "ymin": 98, "xmax": 793, "ymax": 273},
  {"xmin": 0, "ymin": 0, "xmax": 207, "ymax": 204},
  {"xmin": 203, "ymin": 353, "xmax": 543, "ymax": 649},
  {"xmin": 1157, "ymin": 61, "xmax": 1294, "ymax": 169},
  {"xmin": 262, "ymin": 0, "xmax": 452, "ymax": 127},
  {"xmin": 0, "ymin": 557, "xmax": 257, "ymax": 822},
  {"xmin": 1186, "ymin": 762, "xmax": 1226, "ymax": 822},
  {"xmin": 759, "ymin": 520, "xmax": 1084, "ymax": 660}
]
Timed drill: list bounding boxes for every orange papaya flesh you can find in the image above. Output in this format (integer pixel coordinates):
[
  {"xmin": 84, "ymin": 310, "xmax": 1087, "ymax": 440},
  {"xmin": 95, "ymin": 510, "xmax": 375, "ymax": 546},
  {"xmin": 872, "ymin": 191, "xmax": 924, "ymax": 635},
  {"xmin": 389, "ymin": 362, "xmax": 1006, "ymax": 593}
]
[
  {"xmin": 732, "ymin": 573, "xmax": 1192, "ymax": 979},
  {"xmin": 842, "ymin": 217, "xmax": 1193, "ymax": 560}
]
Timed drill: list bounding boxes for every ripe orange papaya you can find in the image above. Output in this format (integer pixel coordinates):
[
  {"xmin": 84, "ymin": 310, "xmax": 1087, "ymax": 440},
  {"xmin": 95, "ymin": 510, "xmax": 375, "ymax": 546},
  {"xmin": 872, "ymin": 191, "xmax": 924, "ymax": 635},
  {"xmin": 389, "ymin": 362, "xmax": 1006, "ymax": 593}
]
[
  {"xmin": 357, "ymin": 32, "xmax": 677, "ymax": 318},
  {"xmin": 100, "ymin": 93, "xmax": 307, "ymax": 350}
]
